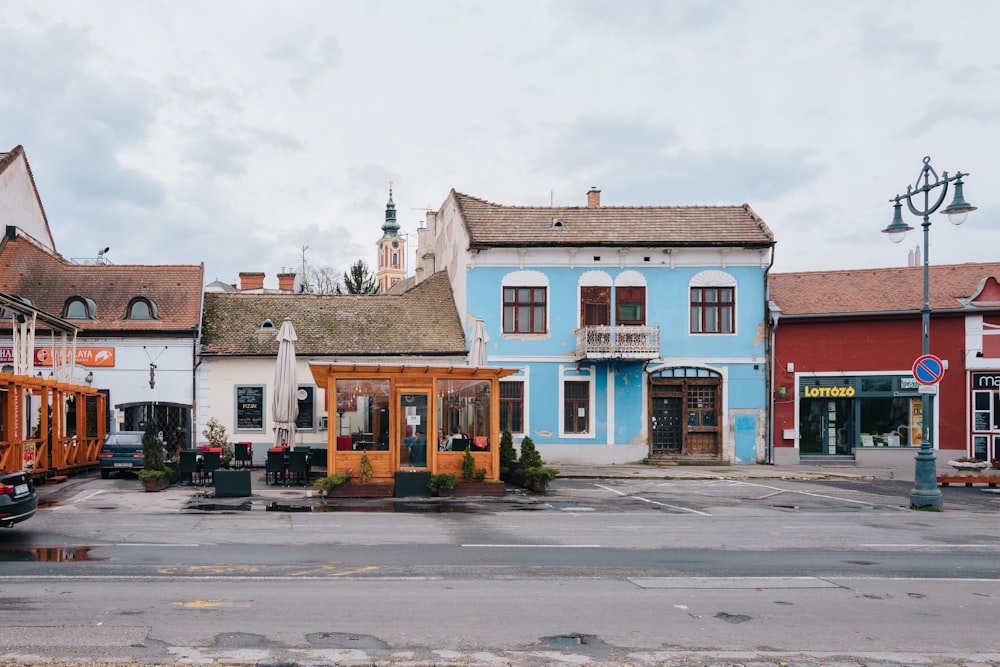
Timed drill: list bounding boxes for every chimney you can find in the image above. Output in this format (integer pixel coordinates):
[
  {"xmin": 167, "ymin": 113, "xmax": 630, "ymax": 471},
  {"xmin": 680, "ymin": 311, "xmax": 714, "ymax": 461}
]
[
  {"xmin": 587, "ymin": 187, "xmax": 601, "ymax": 208},
  {"xmin": 238, "ymin": 272, "xmax": 265, "ymax": 291},
  {"xmin": 277, "ymin": 272, "xmax": 296, "ymax": 292}
]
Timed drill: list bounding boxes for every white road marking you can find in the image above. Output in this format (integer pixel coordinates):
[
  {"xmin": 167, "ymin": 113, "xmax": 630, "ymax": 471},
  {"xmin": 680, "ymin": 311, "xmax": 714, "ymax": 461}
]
[{"xmin": 595, "ymin": 483, "xmax": 713, "ymax": 515}]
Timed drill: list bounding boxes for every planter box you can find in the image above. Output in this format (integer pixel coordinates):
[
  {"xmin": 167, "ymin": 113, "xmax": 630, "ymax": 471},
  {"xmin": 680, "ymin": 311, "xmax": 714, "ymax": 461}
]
[
  {"xmin": 394, "ymin": 471, "xmax": 432, "ymax": 498},
  {"xmin": 451, "ymin": 481, "xmax": 505, "ymax": 497},
  {"xmin": 323, "ymin": 482, "xmax": 394, "ymax": 498},
  {"xmin": 141, "ymin": 475, "xmax": 169, "ymax": 492},
  {"xmin": 214, "ymin": 469, "xmax": 252, "ymax": 497},
  {"xmin": 938, "ymin": 475, "xmax": 1000, "ymax": 488}
]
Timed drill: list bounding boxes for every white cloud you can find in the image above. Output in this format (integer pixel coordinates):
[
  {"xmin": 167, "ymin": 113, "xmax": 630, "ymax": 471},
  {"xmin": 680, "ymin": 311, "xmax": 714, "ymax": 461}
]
[{"xmin": 2, "ymin": 0, "xmax": 998, "ymax": 284}]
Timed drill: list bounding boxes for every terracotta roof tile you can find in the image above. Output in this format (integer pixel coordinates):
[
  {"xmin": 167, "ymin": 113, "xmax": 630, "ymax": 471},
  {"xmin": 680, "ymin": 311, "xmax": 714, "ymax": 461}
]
[
  {"xmin": 201, "ymin": 271, "xmax": 467, "ymax": 356},
  {"xmin": 452, "ymin": 190, "xmax": 775, "ymax": 248},
  {"xmin": 769, "ymin": 262, "xmax": 1000, "ymax": 316},
  {"xmin": 0, "ymin": 233, "xmax": 203, "ymax": 332}
]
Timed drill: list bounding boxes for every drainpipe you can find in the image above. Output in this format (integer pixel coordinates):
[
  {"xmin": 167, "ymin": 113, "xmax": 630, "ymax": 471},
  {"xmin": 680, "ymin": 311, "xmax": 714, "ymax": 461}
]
[{"xmin": 763, "ymin": 247, "xmax": 776, "ymax": 465}]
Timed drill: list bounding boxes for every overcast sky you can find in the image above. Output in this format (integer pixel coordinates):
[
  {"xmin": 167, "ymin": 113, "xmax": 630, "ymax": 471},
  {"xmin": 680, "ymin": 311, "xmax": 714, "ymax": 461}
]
[{"xmin": 3, "ymin": 1, "xmax": 998, "ymax": 287}]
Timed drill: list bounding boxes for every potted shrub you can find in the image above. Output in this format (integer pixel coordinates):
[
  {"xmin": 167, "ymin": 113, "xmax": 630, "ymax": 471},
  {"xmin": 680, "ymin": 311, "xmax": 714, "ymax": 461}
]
[
  {"xmin": 947, "ymin": 456, "xmax": 989, "ymax": 473},
  {"xmin": 314, "ymin": 472, "xmax": 351, "ymax": 495},
  {"xmin": 499, "ymin": 429, "xmax": 519, "ymax": 482},
  {"xmin": 203, "ymin": 417, "xmax": 233, "ymax": 463},
  {"xmin": 518, "ymin": 436, "xmax": 558, "ymax": 493},
  {"xmin": 427, "ymin": 473, "xmax": 457, "ymax": 496},
  {"xmin": 139, "ymin": 422, "xmax": 169, "ymax": 491},
  {"xmin": 137, "ymin": 468, "xmax": 169, "ymax": 491},
  {"xmin": 450, "ymin": 448, "xmax": 503, "ymax": 496},
  {"xmin": 324, "ymin": 454, "xmax": 394, "ymax": 498}
]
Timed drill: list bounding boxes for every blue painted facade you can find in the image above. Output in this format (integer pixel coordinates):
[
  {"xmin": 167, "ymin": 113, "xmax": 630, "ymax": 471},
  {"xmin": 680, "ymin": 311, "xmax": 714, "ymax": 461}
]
[{"xmin": 417, "ymin": 189, "xmax": 775, "ymax": 465}]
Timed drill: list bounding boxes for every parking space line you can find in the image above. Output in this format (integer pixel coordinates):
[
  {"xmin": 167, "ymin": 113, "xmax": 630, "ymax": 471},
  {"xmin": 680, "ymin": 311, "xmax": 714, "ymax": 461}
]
[
  {"xmin": 730, "ymin": 480, "xmax": 878, "ymax": 506},
  {"xmin": 595, "ymin": 483, "xmax": 712, "ymax": 516}
]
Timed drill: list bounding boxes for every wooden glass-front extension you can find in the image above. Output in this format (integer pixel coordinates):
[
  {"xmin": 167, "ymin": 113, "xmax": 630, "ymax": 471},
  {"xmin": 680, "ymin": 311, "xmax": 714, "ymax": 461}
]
[
  {"xmin": 0, "ymin": 373, "xmax": 107, "ymax": 478},
  {"xmin": 309, "ymin": 364, "xmax": 517, "ymax": 483}
]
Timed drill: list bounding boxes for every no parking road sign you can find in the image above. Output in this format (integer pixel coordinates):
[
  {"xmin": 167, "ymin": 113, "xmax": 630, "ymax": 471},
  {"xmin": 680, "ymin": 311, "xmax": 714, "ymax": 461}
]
[{"xmin": 912, "ymin": 354, "xmax": 945, "ymax": 385}]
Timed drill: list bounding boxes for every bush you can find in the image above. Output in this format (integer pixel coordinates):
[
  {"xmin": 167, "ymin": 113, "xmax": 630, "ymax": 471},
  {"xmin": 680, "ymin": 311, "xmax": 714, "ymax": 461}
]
[
  {"xmin": 142, "ymin": 421, "xmax": 165, "ymax": 472},
  {"xmin": 518, "ymin": 435, "xmax": 543, "ymax": 469},
  {"xmin": 522, "ymin": 466, "xmax": 559, "ymax": 493},
  {"xmin": 359, "ymin": 452, "xmax": 374, "ymax": 483},
  {"xmin": 202, "ymin": 417, "xmax": 232, "ymax": 459},
  {"xmin": 313, "ymin": 472, "xmax": 351, "ymax": 493},
  {"xmin": 137, "ymin": 468, "xmax": 167, "ymax": 482},
  {"xmin": 499, "ymin": 430, "xmax": 517, "ymax": 470},
  {"xmin": 428, "ymin": 473, "xmax": 458, "ymax": 494},
  {"xmin": 460, "ymin": 447, "xmax": 476, "ymax": 482}
]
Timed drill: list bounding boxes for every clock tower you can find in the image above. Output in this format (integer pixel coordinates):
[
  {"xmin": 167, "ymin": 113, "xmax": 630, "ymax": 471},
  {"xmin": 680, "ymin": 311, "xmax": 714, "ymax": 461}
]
[{"xmin": 375, "ymin": 185, "xmax": 405, "ymax": 293}]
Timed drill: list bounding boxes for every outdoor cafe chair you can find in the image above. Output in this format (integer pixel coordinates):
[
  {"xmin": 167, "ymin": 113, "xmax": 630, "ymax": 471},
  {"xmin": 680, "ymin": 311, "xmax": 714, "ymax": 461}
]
[
  {"xmin": 179, "ymin": 450, "xmax": 200, "ymax": 485},
  {"xmin": 265, "ymin": 450, "xmax": 286, "ymax": 486},
  {"xmin": 234, "ymin": 442, "xmax": 252, "ymax": 469},
  {"xmin": 201, "ymin": 450, "xmax": 221, "ymax": 485},
  {"xmin": 286, "ymin": 450, "xmax": 310, "ymax": 486}
]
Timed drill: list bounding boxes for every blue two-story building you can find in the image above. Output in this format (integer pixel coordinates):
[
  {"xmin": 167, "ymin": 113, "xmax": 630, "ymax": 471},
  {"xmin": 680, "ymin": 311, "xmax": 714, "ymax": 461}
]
[{"xmin": 414, "ymin": 188, "xmax": 775, "ymax": 465}]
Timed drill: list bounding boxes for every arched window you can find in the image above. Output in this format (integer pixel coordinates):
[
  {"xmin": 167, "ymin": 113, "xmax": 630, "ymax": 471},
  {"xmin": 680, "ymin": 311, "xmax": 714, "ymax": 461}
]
[
  {"xmin": 125, "ymin": 297, "xmax": 158, "ymax": 320},
  {"xmin": 63, "ymin": 296, "xmax": 96, "ymax": 320}
]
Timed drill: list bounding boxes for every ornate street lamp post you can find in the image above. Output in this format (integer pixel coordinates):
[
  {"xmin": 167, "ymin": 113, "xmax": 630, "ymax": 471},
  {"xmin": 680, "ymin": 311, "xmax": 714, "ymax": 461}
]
[{"xmin": 883, "ymin": 156, "xmax": 976, "ymax": 510}]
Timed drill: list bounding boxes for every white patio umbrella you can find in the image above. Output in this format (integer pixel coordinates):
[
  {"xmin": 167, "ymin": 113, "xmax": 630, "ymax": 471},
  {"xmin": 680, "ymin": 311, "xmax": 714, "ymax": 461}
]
[
  {"xmin": 468, "ymin": 318, "xmax": 488, "ymax": 367},
  {"xmin": 272, "ymin": 317, "xmax": 299, "ymax": 447}
]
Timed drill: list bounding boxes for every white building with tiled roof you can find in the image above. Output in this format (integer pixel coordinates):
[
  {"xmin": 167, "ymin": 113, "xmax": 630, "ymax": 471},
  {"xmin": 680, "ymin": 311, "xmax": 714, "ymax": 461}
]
[
  {"xmin": 0, "ymin": 145, "xmax": 204, "ymax": 451},
  {"xmin": 197, "ymin": 271, "xmax": 467, "ymax": 456},
  {"xmin": 414, "ymin": 187, "xmax": 776, "ymax": 465}
]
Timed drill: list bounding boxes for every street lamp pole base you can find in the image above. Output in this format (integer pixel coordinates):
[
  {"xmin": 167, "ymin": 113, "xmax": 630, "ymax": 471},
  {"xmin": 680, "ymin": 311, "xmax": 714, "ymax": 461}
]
[{"xmin": 909, "ymin": 446, "xmax": 943, "ymax": 511}]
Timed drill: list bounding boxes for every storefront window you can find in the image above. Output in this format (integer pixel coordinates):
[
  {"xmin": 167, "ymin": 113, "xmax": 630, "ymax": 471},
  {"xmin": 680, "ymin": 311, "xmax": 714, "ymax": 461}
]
[
  {"xmin": 436, "ymin": 378, "xmax": 491, "ymax": 451},
  {"xmin": 800, "ymin": 375, "xmax": 921, "ymax": 454},
  {"xmin": 859, "ymin": 397, "xmax": 918, "ymax": 446},
  {"xmin": 336, "ymin": 379, "xmax": 390, "ymax": 450}
]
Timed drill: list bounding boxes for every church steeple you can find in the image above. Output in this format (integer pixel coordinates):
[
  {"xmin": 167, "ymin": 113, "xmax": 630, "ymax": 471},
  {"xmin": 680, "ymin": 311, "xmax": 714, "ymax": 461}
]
[
  {"xmin": 375, "ymin": 182, "xmax": 406, "ymax": 293},
  {"xmin": 381, "ymin": 184, "xmax": 400, "ymax": 238}
]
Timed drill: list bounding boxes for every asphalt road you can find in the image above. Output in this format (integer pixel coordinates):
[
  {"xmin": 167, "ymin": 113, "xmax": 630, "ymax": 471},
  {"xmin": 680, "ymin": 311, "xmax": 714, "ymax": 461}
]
[{"xmin": 1, "ymin": 472, "xmax": 999, "ymax": 666}]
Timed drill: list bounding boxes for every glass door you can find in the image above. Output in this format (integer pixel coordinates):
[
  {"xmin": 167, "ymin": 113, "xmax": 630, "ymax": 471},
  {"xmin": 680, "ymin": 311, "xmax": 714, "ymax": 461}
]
[{"xmin": 399, "ymin": 391, "xmax": 429, "ymax": 469}]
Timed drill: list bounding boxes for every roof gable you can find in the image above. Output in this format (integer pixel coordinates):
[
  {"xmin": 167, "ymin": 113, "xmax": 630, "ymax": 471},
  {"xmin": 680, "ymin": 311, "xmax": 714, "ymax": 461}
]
[{"xmin": 0, "ymin": 146, "xmax": 57, "ymax": 253}]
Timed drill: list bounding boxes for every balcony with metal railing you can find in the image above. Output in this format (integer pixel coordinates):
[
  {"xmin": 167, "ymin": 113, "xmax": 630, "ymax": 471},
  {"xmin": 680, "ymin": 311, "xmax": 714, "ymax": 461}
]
[{"xmin": 574, "ymin": 325, "xmax": 660, "ymax": 360}]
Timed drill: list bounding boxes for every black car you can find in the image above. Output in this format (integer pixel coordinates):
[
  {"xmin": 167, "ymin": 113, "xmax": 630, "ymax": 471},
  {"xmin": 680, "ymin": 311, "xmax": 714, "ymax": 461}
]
[
  {"xmin": 0, "ymin": 470, "xmax": 37, "ymax": 527},
  {"xmin": 98, "ymin": 431, "xmax": 147, "ymax": 479}
]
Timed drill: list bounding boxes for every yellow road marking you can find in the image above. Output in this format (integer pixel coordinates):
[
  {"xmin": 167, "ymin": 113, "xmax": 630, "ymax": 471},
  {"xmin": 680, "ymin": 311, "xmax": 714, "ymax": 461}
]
[{"xmin": 171, "ymin": 600, "xmax": 252, "ymax": 608}]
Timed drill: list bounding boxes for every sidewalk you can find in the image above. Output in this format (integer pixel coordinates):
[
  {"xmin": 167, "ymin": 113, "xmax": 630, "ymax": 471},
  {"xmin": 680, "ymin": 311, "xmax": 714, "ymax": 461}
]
[{"xmin": 39, "ymin": 460, "xmax": 897, "ymax": 514}]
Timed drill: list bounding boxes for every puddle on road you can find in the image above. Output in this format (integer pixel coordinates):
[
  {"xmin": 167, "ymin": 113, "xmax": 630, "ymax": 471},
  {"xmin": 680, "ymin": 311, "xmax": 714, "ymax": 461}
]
[
  {"xmin": 181, "ymin": 499, "xmax": 489, "ymax": 514},
  {"xmin": 0, "ymin": 546, "xmax": 104, "ymax": 562}
]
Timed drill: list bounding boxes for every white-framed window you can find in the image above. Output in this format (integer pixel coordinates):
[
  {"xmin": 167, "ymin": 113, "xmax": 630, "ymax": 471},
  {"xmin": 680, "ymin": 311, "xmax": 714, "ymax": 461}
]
[
  {"xmin": 689, "ymin": 270, "xmax": 736, "ymax": 334},
  {"xmin": 559, "ymin": 366, "xmax": 594, "ymax": 437},
  {"xmin": 502, "ymin": 270, "xmax": 549, "ymax": 335}
]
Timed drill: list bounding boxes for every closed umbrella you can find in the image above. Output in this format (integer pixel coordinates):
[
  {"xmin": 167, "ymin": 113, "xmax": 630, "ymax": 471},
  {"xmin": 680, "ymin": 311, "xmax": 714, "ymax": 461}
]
[
  {"xmin": 468, "ymin": 318, "xmax": 488, "ymax": 367},
  {"xmin": 272, "ymin": 317, "xmax": 299, "ymax": 447}
]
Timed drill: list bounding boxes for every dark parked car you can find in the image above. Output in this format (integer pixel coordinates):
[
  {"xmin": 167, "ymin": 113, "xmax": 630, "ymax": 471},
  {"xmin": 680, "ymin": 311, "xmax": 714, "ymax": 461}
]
[
  {"xmin": 0, "ymin": 470, "xmax": 37, "ymax": 527},
  {"xmin": 99, "ymin": 431, "xmax": 147, "ymax": 479}
]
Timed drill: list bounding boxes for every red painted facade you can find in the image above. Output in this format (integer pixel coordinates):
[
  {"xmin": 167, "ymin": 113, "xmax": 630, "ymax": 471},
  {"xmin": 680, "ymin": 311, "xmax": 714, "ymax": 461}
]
[{"xmin": 772, "ymin": 314, "xmax": 969, "ymax": 456}]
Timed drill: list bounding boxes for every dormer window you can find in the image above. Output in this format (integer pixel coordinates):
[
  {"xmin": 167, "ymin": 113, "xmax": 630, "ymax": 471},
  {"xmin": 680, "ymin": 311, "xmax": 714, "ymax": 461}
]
[
  {"xmin": 64, "ymin": 296, "xmax": 96, "ymax": 320},
  {"xmin": 260, "ymin": 318, "xmax": 275, "ymax": 330},
  {"xmin": 125, "ymin": 297, "xmax": 158, "ymax": 320}
]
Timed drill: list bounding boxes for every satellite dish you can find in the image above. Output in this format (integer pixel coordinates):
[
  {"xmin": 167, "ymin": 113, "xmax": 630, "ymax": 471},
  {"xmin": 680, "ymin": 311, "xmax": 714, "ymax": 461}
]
[{"xmin": 296, "ymin": 389, "xmax": 308, "ymax": 400}]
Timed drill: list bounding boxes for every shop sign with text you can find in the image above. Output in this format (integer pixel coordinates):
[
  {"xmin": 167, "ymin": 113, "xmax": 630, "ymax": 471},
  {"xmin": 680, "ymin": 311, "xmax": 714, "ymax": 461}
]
[
  {"xmin": 801, "ymin": 385, "xmax": 856, "ymax": 398},
  {"xmin": 0, "ymin": 347, "xmax": 115, "ymax": 367}
]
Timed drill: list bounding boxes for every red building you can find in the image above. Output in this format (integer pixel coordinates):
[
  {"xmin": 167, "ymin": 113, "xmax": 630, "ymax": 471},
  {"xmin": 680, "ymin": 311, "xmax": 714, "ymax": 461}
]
[{"xmin": 768, "ymin": 263, "xmax": 1000, "ymax": 476}]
